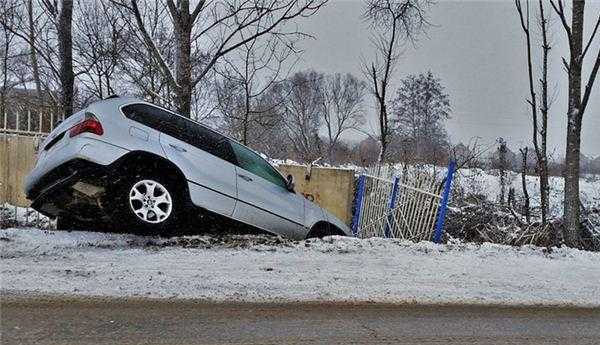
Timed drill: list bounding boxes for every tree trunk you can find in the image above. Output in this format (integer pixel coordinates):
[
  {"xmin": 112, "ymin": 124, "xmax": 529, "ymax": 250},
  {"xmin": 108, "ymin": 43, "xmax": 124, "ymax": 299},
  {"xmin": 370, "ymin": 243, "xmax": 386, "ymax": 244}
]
[
  {"xmin": 58, "ymin": 0, "xmax": 74, "ymax": 117},
  {"xmin": 173, "ymin": 3, "xmax": 193, "ymax": 117},
  {"xmin": 563, "ymin": 116, "xmax": 583, "ymax": 245},
  {"xmin": 242, "ymin": 92, "xmax": 250, "ymax": 145},
  {"xmin": 563, "ymin": 0, "xmax": 584, "ymax": 247},
  {"xmin": 538, "ymin": 0, "xmax": 550, "ymax": 225},
  {"xmin": 0, "ymin": 32, "xmax": 9, "ymax": 118},
  {"xmin": 377, "ymin": 101, "xmax": 388, "ymax": 163},
  {"xmin": 520, "ymin": 148, "xmax": 531, "ymax": 224}
]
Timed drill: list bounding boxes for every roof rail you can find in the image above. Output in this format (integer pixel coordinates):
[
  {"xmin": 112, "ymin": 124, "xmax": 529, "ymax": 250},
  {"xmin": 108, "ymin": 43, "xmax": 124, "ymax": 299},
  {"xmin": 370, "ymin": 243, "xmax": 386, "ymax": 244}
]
[{"xmin": 104, "ymin": 94, "xmax": 120, "ymax": 100}]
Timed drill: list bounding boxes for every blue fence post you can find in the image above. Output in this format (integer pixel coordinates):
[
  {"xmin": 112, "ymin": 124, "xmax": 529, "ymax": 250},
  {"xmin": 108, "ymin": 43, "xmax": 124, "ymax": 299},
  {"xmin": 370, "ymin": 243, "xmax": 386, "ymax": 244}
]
[
  {"xmin": 433, "ymin": 160, "xmax": 456, "ymax": 243},
  {"xmin": 384, "ymin": 176, "xmax": 400, "ymax": 238},
  {"xmin": 351, "ymin": 175, "xmax": 366, "ymax": 237}
]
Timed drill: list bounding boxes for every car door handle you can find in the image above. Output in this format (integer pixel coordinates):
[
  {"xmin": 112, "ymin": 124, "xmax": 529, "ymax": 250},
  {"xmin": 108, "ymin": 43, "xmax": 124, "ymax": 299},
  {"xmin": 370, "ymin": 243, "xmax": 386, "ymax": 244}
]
[
  {"xmin": 237, "ymin": 174, "xmax": 253, "ymax": 182},
  {"xmin": 169, "ymin": 143, "xmax": 187, "ymax": 152}
]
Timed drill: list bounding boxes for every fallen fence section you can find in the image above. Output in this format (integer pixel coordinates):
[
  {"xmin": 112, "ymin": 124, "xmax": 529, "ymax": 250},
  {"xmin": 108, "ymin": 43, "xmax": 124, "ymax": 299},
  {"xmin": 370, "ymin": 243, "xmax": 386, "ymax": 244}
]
[
  {"xmin": 352, "ymin": 162, "xmax": 456, "ymax": 243},
  {"xmin": 0, "ymin": 203, "xmax": 54, "ymax": 230}
]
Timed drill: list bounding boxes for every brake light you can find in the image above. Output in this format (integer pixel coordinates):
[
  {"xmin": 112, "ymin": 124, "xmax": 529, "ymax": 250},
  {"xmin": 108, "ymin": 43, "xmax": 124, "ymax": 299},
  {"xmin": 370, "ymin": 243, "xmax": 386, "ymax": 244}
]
[{"xmin": 69, "ymin": 113, "xmax": 103, "ymax": 137}]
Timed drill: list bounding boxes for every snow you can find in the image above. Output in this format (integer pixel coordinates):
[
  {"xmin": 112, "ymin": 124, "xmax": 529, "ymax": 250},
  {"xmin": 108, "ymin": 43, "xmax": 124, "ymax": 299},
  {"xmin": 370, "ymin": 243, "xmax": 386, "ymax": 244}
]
[{"xmin": 2, "ymin": 228, "xmax": 600, "ymax": 307}]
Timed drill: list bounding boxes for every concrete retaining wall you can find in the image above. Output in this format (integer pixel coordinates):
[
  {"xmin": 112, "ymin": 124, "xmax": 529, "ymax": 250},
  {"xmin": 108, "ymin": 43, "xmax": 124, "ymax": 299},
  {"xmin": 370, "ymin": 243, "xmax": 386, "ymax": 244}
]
[{"xmin": 277, "ymin": 164, "xmax": 355, "ymax": 226}]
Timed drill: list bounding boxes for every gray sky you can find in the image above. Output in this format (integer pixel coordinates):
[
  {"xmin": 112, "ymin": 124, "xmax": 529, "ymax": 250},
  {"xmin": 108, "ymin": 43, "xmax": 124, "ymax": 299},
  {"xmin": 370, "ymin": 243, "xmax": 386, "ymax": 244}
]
[{"xmin": 293, "ymin": 0, "xmax": 600, "ymax": 158}]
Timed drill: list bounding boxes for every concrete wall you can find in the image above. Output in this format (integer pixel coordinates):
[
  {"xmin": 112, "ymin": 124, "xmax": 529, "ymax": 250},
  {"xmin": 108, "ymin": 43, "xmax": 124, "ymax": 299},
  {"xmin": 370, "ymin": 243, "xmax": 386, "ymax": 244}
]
[
  {"xmin": 277, "ymin": 164, "xmax": 355, "ymax": 226},
  {"xmin": 0, "ymin": 134, "xmax": 40, "ymax": 207}
]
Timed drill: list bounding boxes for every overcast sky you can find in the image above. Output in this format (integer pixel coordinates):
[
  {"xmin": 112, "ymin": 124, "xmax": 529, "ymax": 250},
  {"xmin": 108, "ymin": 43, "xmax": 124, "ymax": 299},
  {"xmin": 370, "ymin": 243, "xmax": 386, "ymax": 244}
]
[{"xmin": 293, "ymin": 0, "xmax": 600, "ymax": 158}]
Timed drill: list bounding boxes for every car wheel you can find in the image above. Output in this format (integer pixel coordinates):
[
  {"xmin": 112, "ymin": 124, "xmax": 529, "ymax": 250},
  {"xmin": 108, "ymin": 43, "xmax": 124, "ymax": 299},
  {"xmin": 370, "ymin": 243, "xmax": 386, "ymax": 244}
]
[
  {"xmin": 56, "ymin": 214, "xmax": 79, "ymax": 231},
  {"xmin": 56, "ymin": 214, "xmax": 101, "ymax": 231},
  {"xmin": 112, "ymin": 174, "xmax": 183, "ymax": 236}
]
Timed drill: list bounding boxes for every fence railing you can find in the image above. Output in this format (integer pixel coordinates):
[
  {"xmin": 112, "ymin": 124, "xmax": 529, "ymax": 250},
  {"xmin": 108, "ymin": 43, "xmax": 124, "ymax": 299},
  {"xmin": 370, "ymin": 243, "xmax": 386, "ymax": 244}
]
[
  {"xmin": 0, "ymin": 203, "xmax": 55, "ymax": 230},
  {"xmin": 352, "ymin": 162, "xmax": 456, "ymax": 242},
  {"xmin": 1, "ymin": 109, "xmax": 62, "ymax": 136}
]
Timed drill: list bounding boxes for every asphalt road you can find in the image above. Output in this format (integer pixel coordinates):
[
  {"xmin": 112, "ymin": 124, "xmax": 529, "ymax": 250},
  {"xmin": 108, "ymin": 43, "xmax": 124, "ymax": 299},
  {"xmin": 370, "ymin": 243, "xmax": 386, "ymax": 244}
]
[{"xmin": 1, "ymin": 295, "xmax": 599, "ymax": 345}]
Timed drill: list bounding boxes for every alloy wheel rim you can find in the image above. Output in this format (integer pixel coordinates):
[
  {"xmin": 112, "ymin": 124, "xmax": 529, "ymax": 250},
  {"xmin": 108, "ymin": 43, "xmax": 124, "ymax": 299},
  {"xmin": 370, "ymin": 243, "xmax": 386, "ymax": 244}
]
[{"xmin": 128, "ymin": 180, "xmax": 173, "ymax": 224}]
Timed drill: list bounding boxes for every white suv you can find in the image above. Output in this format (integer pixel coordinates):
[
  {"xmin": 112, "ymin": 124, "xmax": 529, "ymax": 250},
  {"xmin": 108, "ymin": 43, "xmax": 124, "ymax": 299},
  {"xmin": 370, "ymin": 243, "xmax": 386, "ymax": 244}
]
[{"xmin": 24, "ymin": 96, "xmax": 351, "ymax": 239}]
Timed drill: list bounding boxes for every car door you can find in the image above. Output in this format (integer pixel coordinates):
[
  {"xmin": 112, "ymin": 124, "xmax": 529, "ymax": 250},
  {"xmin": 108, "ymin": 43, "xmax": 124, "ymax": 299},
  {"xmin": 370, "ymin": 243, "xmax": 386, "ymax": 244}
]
[
  {"xmin": 229, "ymin": 141, "xmax": 306, "ymax": 238},
  {"xmin": 123, "ymin": 103, "xmax": 238, "ymax": 217}
]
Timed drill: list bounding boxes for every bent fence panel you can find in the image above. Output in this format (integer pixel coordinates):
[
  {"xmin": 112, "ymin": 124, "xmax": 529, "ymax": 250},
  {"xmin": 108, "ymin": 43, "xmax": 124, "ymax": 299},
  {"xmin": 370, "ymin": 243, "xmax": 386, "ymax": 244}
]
[
  {"xmin": 0, "ymin": 203, "xmax": 54, "ymax": 230},
  {"xmin": 352, "ymin": 163, "xmax": 455, "ymax": 242}
]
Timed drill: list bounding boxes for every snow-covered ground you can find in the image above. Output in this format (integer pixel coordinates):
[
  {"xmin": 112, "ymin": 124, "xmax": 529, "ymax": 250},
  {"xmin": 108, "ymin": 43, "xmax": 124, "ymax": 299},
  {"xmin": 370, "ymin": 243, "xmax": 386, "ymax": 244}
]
[{"xmin": 2, "ymin": 228, "xmax": 599, "ymax": 307}]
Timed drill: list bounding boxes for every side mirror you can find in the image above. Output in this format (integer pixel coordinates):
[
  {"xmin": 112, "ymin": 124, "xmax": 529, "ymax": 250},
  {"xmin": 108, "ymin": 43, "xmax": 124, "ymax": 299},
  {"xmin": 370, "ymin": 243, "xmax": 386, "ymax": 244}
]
[{"xmin": 285, "ymin": 174, "xmax": 295, "ymax": 192}]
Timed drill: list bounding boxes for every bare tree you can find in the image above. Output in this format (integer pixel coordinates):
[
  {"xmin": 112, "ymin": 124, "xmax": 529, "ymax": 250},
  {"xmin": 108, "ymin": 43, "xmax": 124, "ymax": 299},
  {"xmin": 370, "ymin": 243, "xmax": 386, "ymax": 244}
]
[
  {"xmin": 113, "ymin": 0, "xmax": 327, "ymax": 117},
  {"xmin": 74, "ymin": 0, "xmax": 126, "ymax": 102},
  {"xmin": 0, "ymin": 0, "xmax": 19, "ymax": 116},
  {"xmin": 321, "ymin": 73, "xmax": 366, "ymax": 163},
  {"xmin": 216, "ymin": 34, "xmax": 296, "ymax": 145},
  {"xmin": 0, "ymin": 0, "xmax": 78, "ymax": 115},
  {"xmin": 494, "ymin": 137, "xmax": 510, "ymax": 205},
  {"xmin": 55, "ymin": 0, "xmax": 75, "ymax": 116},
  {"xmin": 26, "ymin": 0, "xmax": 43, "ymax": 102},
  {"xmin": 362, "ymin": 0, "xmax": 433, "ymax": 163},
  {"xmin": 515, "ymin": 0, "xmax": 552, "ymax": 225},
  {"xmin": 273, "ymin": 70, "xmax": 323, "ymax": 162},
  {"xmin": 118, "ymin": 0, "xmax": 174, "ymax": 106},
  {"xmin": 34, "ymin": 0, "xmax": 76, "ymax": 115},
  {"xmin": 549, "ymin": 0, "xmax": 600, "ymax": 247}
]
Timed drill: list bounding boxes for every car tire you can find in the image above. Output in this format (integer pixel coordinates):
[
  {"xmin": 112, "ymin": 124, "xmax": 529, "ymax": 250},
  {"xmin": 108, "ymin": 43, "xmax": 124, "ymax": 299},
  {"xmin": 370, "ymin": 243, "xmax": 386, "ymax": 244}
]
[
  {"xmin": 307, "ymin": 223, "xmax": 333, "ymax": 239},
  {"xmin": 56, "ymin": 214, "xmax": 102, "ymax": 231},
  {"xmin": 110, "ymin": 172, "xmax": 186, "ymax": 236},
  {"xmin": 56, "ymin": 214, "xmax": 79, "ymax": 231}
]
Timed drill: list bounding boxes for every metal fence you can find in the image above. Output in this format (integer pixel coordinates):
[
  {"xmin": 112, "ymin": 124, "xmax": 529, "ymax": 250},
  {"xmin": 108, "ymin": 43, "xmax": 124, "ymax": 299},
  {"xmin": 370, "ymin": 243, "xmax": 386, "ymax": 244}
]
[
  {"xmin": 0, "ymin": 203, "xmax": 54, "ymax": 229},
  {"xmin": 1, "ymin": 109, "xmax": 60, "ymax": 136},
  {"xmin": 352, "ymin": 162, "xmax": 456, "ymax": 242}
]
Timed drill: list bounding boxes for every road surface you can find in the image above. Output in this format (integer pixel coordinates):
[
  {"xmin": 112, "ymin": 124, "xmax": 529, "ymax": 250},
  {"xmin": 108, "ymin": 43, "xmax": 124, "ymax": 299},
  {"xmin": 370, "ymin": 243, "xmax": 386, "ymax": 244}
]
[{"xmin": 1, "ymin": 295, "xmax": 599, "ymax": 344}]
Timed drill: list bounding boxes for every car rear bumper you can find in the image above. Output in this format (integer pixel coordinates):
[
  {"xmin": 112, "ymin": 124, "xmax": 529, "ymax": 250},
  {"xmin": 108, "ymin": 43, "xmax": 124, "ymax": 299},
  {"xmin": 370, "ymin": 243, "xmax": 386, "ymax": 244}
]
[
  {"xmin": 24, "ymin": 137, "xmax": 129, "ymax": 197},
  {"xmin": 27, "ymin": 159, "xmax": 113, "ymax": 218}
]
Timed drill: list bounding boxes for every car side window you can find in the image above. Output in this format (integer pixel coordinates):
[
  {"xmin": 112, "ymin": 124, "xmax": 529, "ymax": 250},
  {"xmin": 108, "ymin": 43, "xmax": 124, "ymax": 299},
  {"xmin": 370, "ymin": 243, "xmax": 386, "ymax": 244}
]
[
  {"xmin": 230, "ymin": 142, "xmax": 287, "ymax": 190},
  {"xmin": 122, "ymin": 103, "xmax": 174, "ymax": 132},
  {"xmin": 183, "ymin": 120, "xmax": 236, "ymax": 164},
  {"xmin": 122, "ymin": 103, "xmax": 236, "ymax": 164}
]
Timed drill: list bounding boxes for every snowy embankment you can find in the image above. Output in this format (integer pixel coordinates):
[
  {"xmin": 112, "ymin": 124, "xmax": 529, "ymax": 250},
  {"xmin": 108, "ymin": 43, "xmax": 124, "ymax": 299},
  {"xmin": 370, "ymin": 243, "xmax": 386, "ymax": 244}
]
[{"xmin": 2, "ymin": 228, "xmax": 600, "ymax": 307}]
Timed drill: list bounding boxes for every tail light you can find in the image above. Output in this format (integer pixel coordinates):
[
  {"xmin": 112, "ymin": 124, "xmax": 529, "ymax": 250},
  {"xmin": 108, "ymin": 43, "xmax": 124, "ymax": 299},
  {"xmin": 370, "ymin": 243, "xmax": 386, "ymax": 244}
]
[{"xmin": 69, "ymin": 113, "xmax": 104, "ymax": 137}]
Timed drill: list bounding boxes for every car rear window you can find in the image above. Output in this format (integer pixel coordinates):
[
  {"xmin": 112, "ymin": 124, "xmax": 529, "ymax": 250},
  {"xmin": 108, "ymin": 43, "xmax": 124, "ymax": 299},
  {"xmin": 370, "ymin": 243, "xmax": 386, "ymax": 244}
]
[{"xmin": 122, "ymin": 103, "xmax": 236, "ymax": 164}]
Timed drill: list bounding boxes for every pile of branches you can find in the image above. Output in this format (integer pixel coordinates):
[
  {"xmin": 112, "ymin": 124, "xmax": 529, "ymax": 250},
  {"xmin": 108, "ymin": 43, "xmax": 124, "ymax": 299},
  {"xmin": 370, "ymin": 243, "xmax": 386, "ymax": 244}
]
[
  {"xmin": 581, "ymin": 206, "xmax": 600, "ymax": 251},
  {"xmin": 445, "ymin": 201, "xmax": 561, "ymax": 248},
  {"xmin": 445, "ymin": 201, "xmax": 600, "ymax": 251}
]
